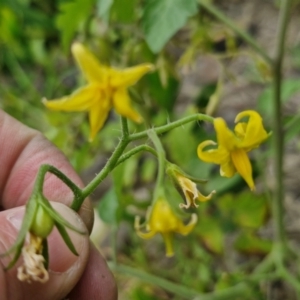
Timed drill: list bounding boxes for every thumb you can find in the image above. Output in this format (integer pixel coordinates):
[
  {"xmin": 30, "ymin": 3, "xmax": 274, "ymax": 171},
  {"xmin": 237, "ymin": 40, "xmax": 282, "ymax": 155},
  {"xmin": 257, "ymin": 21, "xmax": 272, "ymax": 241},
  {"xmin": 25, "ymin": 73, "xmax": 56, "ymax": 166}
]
[{"xmin": 0, "ymin": 202, "xmax": 89, "ymax": 300}]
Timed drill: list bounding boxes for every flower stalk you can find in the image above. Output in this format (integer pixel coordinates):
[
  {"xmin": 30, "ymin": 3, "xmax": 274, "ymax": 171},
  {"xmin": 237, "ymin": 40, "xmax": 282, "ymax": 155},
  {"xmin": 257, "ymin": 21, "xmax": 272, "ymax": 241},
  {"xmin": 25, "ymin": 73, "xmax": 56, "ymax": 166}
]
[{"xmin": 272, "ymin": 0, "xmax": 292, "ymax": 249}]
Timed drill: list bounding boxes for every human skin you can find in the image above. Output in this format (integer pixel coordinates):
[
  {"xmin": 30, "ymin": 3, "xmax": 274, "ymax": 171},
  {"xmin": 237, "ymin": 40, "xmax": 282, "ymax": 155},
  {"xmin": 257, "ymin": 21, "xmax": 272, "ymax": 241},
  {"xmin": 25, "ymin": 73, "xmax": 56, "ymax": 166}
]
[{"xmin": 0, "ymin": 109, "xmax": 117, "ymax": 300}]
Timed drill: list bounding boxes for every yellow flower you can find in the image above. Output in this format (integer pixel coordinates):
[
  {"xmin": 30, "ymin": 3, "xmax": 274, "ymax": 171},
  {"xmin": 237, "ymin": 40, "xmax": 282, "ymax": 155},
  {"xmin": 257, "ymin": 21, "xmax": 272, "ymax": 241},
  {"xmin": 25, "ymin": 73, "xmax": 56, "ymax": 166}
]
[
  {"xmin": 175, "ymin": 173, "xmax": 216, "ymax": 209},
  {"xmin": 43, "ymin": 42, "xmax": 154, "ymax": 141},
  {"xmin": 135, "ymin": 198, "xmax": 197, "ymax": 257},
  {"xmin": 197, "ymin": 110, "xmax": 270, "ymax": 190}
]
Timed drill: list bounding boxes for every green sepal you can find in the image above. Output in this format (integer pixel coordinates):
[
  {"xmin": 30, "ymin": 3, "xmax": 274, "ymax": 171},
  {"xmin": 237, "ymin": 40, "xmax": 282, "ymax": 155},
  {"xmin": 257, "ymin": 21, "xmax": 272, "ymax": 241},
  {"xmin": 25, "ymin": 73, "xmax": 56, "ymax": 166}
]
[
  {"xmin": 4, "ymin": 245, "xmax": 22, "ymax": 271},
  {"xmin": 54, "ymin": 221, "xmax": 79, "ymax": 256},
  {"xmin": 166, "ymin": 163, "xmax": 208, "ymax": 184},
  {"xmin": 1, "ymin": 197, "xmax": 38, "ymax": 270},
  {"xmin": 42, "ymin": 239, "xmax": 49, "ymax": 270},
  {"xmin": 39, "ymin": 198, "xmax": 85, "ymax": 235}
]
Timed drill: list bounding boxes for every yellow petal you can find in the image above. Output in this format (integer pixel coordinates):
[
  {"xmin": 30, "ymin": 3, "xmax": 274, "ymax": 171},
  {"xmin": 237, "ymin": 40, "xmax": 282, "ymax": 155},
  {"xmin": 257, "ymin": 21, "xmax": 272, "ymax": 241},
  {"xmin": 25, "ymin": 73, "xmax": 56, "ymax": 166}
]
[
  {"xmin": 162, "ymin": 233, "xmax": 174, "ymax": 257},
  {"xmin": 149, "ymin": 199, "xmax": 181, "ymax": 233},
  {"xmin": 177, "ymin": 214, "xmax": 198, "ymax": 235},
  {"xmin": 234, "ymin": 122, "xmax": 247, "ymax": 139},
  {"xmin": 136, "ymin": 229, "xmax": 157, "ymax": 240},
  {"xmin": 42, "ymin": 85, "xmax": 98, "ymax": 111},
  {"xmin": 214, "ymin": 118, "xmax": 237, "ymax": 151},
  {"xmin": 88, "ymin": 97, "xmax": 111, "ymax": 141},
  {"xmin": 112, "ymin": 88, "xmax": 142, "ymax": 122},
  {"xmin": 220, "ymin": 159, "xmax": 236, "ymax": 178},
  {"xmin": 197, "ymin": 140, "xmax": 230, "ymax": 164},
  {"xmin": 110, "ymin": 63, "xmax": 154, "ymax": 88},
  {"xmin": 231, "ymin": 148, "xmax": 255, "ymax": 190},
  {"xmin": 235, "ymin": 110, "xmax": 269, "ymax": 150},
  {"xmin": 71, "ymin": 42, "xmax": 109, "ymax": 84},
  {"xmin": 177, "ymin": 176, "xmax": 198, "ymax": 209},
  {"xmin": 197, "ymin": 189, "xmax": 216, "ymax": 202},
  {"xmin": 134, "ymin": 216, "xmax": 157, "ymax": 239}
]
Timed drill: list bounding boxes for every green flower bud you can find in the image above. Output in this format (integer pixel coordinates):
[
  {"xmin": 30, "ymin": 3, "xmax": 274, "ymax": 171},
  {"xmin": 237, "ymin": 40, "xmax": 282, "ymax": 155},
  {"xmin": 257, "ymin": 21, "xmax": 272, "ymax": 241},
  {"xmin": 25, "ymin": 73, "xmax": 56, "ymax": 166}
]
[{"xmin": 30, "ymin": 205, "xmax": 54, "ymax": 238}]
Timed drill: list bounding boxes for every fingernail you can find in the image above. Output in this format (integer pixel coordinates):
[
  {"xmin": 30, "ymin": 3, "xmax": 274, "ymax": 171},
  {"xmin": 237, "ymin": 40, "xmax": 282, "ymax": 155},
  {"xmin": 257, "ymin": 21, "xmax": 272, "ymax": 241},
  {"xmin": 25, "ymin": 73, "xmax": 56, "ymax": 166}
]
[{"xmin": 7, "ymin": 207, "xmax": 25, "ymax": 230}]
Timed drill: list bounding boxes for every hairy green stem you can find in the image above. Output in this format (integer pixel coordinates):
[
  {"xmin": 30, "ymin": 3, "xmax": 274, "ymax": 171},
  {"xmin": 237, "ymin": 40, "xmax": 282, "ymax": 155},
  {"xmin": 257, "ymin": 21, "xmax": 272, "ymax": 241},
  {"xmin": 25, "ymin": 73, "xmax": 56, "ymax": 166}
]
[
  {"xmin": 272, "ymin": 0, "xmax": 292, "ymax": 250},
  {"xmin": 115, "ymin": 145, "xmax": 158, "ymax": 167},
  {"xmin": 198, "ymin": 0, "xmax": 273, "ymax": 65},
  {"xmin": 32, "ymin": 164, "xmax": 84, "ymax": 212},
  {"xmin": 148, "ymin": 129, "xmax": 166, "ymax": 200},
  {"xmin": 80, "ymin": 119, "xmax": 130, "ymax": 200},
  {"xmin": 129, "ymin": 114, "xmax": 214, "ymax": 141},
  {"xmin": 33, "ymin": 164, "xmax": 82, "ymax": 198}
]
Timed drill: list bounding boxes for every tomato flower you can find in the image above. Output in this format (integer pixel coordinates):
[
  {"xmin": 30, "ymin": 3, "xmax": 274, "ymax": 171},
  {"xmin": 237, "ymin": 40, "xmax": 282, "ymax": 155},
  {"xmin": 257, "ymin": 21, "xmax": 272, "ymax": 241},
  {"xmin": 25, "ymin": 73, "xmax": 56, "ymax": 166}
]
[
  {"xmin": 166, "ymin": 164, "xmax": 215, "ymax": 209},
  {"xmin": 175, "ymin": 173, "xmax": 216, "ymax": 209},
  {"xmin": 135, "ymin": 198, "xmax": 197, "ymax": 257},
  {"xmin": 197, "ymin": 110, "xmax": 270, "ymax": 190},
  {"xmin": 43, "ymin": 42, "xmax": 154, "ymax": 141}
]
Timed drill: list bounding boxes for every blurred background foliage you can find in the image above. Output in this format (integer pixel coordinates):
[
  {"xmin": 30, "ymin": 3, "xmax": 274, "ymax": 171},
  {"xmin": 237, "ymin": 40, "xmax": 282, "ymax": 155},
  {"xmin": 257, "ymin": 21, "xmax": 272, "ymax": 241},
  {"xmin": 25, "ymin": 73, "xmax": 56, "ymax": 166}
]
[{"xmin": 1, "ymin": 0, "xmax": 300, "ymax": 299}]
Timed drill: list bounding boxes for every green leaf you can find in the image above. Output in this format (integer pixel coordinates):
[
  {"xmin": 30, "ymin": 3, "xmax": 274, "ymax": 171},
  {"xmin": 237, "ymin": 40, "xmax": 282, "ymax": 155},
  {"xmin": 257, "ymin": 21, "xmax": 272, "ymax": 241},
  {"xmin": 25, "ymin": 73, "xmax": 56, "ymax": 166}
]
[
  {"xmin": 196, "ymin": 216, "xmax": 224, "ymax": 254},
  {"xmin": 56, "ymin": 0, "xmax": 94, "ymax": 51},
  {"xmin": 233, "ymin": 192, "xmax": 268, "ymax": 229},
  {"xmin": 257, "ymin": 79, "xmax": 300, "ymax": 119},
  {"xmin": 234, "ymin": 231, "xmax": 272, "ymax": 255},
  {"xmin": 97, "ymin": 188, "xmax": 120, "ymax": 224},
  {"xmin": 218, "ymin": 192, "xmax": 269, "ymax": 230},
  {"xmin": 284, "ymin": 114, "xmax": 300, "ymax": 142},
  {"xmin": 147, "ymin": 72, "xmax": 179, "ymax": 111},
  {"xmin": 142, "ymin": 0, "xmax": 198, "ymax": 53},
  {"xmin": 96, "ymin": 0, "xmax": 114, "ymax": 21},
  {"xmin": 110, "ymin": 0, "xmax": 137, "ymax": 23}
]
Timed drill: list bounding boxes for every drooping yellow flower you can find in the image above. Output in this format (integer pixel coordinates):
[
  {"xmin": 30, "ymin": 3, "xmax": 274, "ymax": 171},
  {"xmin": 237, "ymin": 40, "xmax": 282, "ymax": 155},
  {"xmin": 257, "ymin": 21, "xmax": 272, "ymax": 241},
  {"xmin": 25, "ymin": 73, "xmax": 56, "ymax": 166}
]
[
  {"xmin": 43, "ymin": 42, "xmax": 154, "ymax": 141},
  {"xmin": 135, "ymin": 198, "xmax": 197, "ymax": 257},
  {"xmin": 166, "ymin": 163, "xmax": 215, "ymax": 209},
  {"xmin": 197, "ymin": 110, "xmax": 270, "ymax": 190},
  {"xmin": 175, "ymin": 173, "xmax": 216, "ymax": 209}
]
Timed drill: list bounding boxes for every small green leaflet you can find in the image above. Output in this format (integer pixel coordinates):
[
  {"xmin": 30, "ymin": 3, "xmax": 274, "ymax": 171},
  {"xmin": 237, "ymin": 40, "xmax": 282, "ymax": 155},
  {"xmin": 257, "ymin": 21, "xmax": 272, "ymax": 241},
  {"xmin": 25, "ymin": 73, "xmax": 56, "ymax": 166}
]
[
  {"xmin": 96, "ymin": 0, "xmax": 114, "ymax": 21},
  {"xmin": 142, "ymin": 0, "xmax": 198, "ymax": 53},
  {"xmin": 56, "ymin": 0, "xmax": 94, "ymax": 51}
]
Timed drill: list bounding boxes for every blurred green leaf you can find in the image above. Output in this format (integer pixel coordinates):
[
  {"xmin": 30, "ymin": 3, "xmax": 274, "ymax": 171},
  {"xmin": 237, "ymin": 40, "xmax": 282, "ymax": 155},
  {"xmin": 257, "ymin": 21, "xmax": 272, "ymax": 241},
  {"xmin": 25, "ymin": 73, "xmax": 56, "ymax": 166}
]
[
  {"xmin": 110, "ymin": 0, "xmax": 137, "ymax": 23},
  {"xmin": 141, "ymin": 158, "xmax": 157, "ymax": 183},
  {"xmin": 233, "ymin": 192, "xmax": 268, "ymax": 229},
  {"xmin": 97, "ymin": 188, "xmax": 120, "ymax": 224},
  {"xmin": 218, "ymin": 192, "xmax": 268, "ymax": 230},
  {"xmin": 164, "ymin": 121, "xmax": 198, "ymax": 166},
  {"xmin": 196, "ymin": 216, "xmax": 224, "ymax": 254},
  {"xmin": 257, "ymin": 79, "xmax": 300, "ymax": 119},
  {"xmin": 97, "ymin": 0, "xmax": 114, "ymax": 21},
  {"xmin": 142, "ymin": 0, "xmax": 198, "ymax": 53},
  {"xmin": 284, "ymin": 114, "xmax": 300, "ymax": 142},
  {"xmin": 234, "ymin": 231, "xmax": 272, "ymax": 255},
  {"xmin": 56, "ymin": 0, "xmax": 94, "ymax": 51},
  {"xmin": 147, "ymin": 72, "xmax": 179, "ymax": 111}
]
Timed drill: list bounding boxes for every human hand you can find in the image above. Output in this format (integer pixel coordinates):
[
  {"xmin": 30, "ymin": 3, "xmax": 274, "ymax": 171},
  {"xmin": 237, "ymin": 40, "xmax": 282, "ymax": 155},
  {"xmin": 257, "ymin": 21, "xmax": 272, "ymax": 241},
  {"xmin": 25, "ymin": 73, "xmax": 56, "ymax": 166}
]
[{"xmin": 0, "ymin": 110, "xmax": 117, "ymax": 300}]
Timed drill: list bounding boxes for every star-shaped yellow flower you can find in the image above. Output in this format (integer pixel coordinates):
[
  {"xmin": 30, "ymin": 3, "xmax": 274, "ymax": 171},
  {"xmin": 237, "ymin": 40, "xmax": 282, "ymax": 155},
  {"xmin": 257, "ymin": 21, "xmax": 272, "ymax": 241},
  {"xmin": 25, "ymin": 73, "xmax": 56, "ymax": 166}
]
[
  {"xmin": 135, "ymin": 198, "xmax": 197, "ymax": 257},
  {"xmin": 43, "ymin": 42, "xmax": 154, "ymax": 141},
  {"xmin": 197, "ymin": 110, "xmax": 270, "ymax": 190}
]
